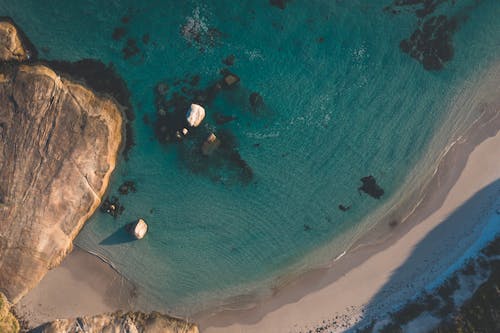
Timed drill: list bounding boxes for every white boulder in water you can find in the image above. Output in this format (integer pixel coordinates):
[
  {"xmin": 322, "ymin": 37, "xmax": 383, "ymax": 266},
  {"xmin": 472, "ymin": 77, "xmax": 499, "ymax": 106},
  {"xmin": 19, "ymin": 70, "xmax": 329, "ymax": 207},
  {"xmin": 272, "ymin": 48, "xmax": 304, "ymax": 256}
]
[
  {"xmin": 186, "ymin": 103, "xmax": 205, "ymax": 127},
  {"xmin": 129, "ymin": 218, "xmax": 148, "ymax": 239}
]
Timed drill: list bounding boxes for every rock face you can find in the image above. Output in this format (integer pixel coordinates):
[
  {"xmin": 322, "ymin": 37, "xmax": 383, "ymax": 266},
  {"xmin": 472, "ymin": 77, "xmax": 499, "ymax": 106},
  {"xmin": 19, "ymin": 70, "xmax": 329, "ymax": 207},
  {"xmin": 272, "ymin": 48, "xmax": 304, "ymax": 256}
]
[
  {"xmin": 0, "ymin": 292, "xmax": 19, "ymax": 333},
  {"xmin": 186, "ymin": 103, "xmax": 205, "ymax": 127},
  {"xmin": 128, "ymin": 218, "xmax": 148, "ymax": 239},
  {"xmin": 0, "ymin": 21, "xmax": 27, "ymax": 62},
  {"xmin": 35, "ymin": 311, "xmax": 199, "ymax": 333},
  {"xmin": 0, "ymin": 34, "xmax": 123, "ymax": 301}
]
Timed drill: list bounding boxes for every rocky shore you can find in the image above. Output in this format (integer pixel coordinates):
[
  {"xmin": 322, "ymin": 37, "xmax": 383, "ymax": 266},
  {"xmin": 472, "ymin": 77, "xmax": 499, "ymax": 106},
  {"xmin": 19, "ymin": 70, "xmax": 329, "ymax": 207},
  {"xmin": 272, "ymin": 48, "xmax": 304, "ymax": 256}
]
[
  {"xmin": 0, "ymin": 30, "xmax": 123, "ymax": 302},
  {"xmin": 0, "ymin": 18, "xmax": 198, "ymax": 332}
]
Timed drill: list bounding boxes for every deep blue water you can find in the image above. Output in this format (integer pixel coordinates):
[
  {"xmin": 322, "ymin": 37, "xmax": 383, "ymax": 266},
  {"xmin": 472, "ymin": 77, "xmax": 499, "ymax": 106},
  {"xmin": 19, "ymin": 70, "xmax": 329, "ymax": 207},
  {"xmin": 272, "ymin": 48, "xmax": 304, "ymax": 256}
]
[{"xmin": 2, "ymin": 0, "xmax": 499, "ymax": 315}]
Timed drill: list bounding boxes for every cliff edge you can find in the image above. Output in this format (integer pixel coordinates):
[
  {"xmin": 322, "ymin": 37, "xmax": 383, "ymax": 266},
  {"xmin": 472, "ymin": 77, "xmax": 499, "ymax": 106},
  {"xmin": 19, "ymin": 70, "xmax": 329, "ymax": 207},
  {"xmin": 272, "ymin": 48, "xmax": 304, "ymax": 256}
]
[{"xmin": 0, "ymin": 22, "xmax": 123, "ymax": 303}]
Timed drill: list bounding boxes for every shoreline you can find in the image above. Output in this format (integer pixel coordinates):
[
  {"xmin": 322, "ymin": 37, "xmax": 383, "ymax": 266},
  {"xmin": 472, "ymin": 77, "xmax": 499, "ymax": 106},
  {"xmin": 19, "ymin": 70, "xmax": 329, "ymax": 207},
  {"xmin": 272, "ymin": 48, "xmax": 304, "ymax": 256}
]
[
  {"xmin": 195, "ymin": 98, "xmax": 500, "ymax": 331},
  {"xmin": 16, "ymin": 106, "xmax": 500, "ymax": 330},
  {"xmin": 15, "ymin": 61, "xmax": 500, "ymax": 330}
]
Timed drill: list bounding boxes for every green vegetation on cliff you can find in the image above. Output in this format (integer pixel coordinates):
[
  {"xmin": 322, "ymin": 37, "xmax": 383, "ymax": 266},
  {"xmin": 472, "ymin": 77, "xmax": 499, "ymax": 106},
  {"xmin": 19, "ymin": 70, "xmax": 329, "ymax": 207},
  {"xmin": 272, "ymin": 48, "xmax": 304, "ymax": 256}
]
[{"xmin": 0, "ymin": 292, "xmax": 19, "ymax": 333}]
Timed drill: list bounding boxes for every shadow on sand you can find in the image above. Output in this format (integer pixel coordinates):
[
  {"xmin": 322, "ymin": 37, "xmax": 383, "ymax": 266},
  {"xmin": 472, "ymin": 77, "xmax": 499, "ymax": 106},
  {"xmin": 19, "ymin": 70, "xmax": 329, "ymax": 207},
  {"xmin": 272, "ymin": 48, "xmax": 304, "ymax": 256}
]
[{"xmin": 347, "ymin": 179, "xmax": 500, "ymax": 332}]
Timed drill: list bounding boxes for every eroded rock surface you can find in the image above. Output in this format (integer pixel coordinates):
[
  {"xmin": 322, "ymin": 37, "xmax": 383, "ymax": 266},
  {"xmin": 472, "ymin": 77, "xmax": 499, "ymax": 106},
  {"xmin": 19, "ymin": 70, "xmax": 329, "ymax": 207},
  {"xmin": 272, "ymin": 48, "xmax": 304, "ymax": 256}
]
[
  {"xmin": 0, "ymin": 20, "xmax": 27, "ymax": 62},
  {"xmin": 0, "ymin": 54, "xmax": 122, "ymax": 302},
  {"xmin": 35, "ymin": 311, "xmax": 199, "ymax": 333}
]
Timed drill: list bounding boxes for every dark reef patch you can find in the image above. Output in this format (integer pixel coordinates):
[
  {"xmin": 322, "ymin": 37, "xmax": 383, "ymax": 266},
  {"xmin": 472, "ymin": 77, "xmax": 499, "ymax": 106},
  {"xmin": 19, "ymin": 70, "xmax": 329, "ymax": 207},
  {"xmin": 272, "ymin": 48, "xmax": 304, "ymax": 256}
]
[
  {"xmin": 112, "ymin": 27, "xmax": 127, "ymax": 41},
  {"xmin": 383, "ymin": 0, "xmax": 472, "ymax": 71},
  {"xmin": 338, "ymin": 204, "xmax": 351, "ymax": 212},
  {"xmin": 270, "ymin": 0, "xmax": 292, "ymax": 10},
  {"xmin": 400, "ymin": 15, "xmax": 458, "ymax": 71},
  {"xmin": 149, "ymin": 69, "xmax": 272, "ymax": 185},
  {"xmin": 122, "ymin": 38, "xmax": 141, "ymax": 60},
  {"xmin": 358, "ymin": 176, "xmax": 384, "ymax": 199},
  {"xmin": 100, "ymin": 196, "xmax": 125, "ymax": 218},
  {"xmin": 118, "ymin": 180, "xmax": 137, "ymax": 195},
  {"xmin": 223, "ymin": 54, "xmax": 235, "ymax": 66},
  {"xmin": 383, "ymin": 0, "xmax": 450, "ymax": 18}
]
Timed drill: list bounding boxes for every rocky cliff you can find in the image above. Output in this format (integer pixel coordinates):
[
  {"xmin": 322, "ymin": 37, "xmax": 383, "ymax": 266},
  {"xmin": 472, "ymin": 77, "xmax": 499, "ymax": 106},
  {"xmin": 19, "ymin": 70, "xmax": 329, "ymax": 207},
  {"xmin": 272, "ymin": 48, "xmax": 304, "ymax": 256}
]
[
  {"xmin": 0, "ymin": 23, "xmax": 123, "ymax": 303},
  {"xmin": 0, "ymin": 20, "xmax": 27, "ymax": 62},
  {"xmin": 35, "ymin": 311, "xmax": 199, "ymax": 333}
]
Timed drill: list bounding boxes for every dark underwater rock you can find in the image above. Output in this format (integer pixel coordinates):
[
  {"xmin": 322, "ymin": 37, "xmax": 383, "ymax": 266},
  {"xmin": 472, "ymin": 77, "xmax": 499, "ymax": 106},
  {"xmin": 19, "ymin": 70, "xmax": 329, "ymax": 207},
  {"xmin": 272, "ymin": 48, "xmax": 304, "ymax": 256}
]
[
  {"xmin": 358, "ymin": 176, "xmax": 384, "ymax": 199},
  {"xmin": 118, "ymin": 181, "xmax": 137, "ymax": 195},
  {"xmin": 249, "ymin": 92, "xmax": 264, "ymax": 109},
  {"xmin": 400, "ymin": 15, "xmax": 458, "ymax": 71},
  {"xmin": 270, "ymin": 0, "xmax": 291, "ymax": 10},
  {"xmin": 112, "ymin": 27, "xmax": 127, "ymax": 40},
  {"xmin": 338, "ymin": 204, "xmax": 351, "ymax": 212},
  {"xmin": 122, "ymin": 38, "xmax": 140, "ymax": 59},
  {"xmin": 223, "ymin": 54, "xmax": 235, "ymax": 66},
  {"xmin": 101, "ymin": 196, "xmax": 125, "ymax": 218}
]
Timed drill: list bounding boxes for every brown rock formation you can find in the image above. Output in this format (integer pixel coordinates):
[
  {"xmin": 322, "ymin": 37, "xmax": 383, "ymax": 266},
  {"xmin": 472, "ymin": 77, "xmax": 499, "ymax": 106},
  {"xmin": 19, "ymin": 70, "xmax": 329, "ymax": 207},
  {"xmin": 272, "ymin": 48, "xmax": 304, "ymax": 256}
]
[
  {"xmin": 36, "ymin": 311, "xmax": 199, "ymax": 333},
  {"xmin": 0, "ymin": 20, "xmax": 27, "ymax": 62},
  {"xmin": 0, "ymin": 27, "xmax": 123, "ymax": 302}
]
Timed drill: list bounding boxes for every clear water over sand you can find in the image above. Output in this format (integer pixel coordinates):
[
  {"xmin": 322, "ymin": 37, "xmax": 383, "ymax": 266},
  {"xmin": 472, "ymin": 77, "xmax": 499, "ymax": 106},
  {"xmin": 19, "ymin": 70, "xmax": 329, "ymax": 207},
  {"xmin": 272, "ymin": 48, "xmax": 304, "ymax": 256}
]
[{"xmin": 2, "ymin": 0, "xmax": 499, "ymax": 315}]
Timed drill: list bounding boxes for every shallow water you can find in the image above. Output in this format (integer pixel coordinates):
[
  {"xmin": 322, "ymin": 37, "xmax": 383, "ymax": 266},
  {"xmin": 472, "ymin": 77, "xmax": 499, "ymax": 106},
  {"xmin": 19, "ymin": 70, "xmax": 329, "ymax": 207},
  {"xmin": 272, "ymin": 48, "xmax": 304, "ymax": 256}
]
[{"xmin": 2, "ymin": 0, "xmax": 499, "ymax": 315}]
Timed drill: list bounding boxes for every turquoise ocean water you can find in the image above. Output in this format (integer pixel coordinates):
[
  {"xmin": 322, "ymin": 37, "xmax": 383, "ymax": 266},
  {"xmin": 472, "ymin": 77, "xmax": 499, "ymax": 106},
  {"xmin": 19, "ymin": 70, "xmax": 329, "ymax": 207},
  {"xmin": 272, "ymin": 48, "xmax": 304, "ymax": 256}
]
[{"xmin": 2, "ymin": 0, "xmax": 499, "ymax": 316}]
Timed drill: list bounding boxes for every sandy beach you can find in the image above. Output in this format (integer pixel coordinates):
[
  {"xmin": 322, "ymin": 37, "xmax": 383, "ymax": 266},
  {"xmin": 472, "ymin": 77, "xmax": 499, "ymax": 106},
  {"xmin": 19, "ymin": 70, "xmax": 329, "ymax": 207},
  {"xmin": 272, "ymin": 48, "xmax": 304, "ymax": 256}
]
[
  {"xmin": 15, "ymin": 83, "xmax": 500, "ymax": 332},
  {"xmin": 15, "ymin": 248, "xmax": 135, "ymax": 327},
  {"xmin": 195, "ymin": 108, "xmax": 500, "ymax": 332}
]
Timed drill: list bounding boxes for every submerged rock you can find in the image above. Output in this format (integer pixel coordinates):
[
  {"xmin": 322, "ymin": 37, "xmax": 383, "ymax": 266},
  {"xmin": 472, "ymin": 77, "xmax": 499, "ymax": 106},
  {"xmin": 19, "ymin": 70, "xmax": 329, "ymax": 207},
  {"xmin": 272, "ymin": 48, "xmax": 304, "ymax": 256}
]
[
  {"xmin": 186, "ymin": 103, "xmax": 206, "ymax": 127},
  {"xmin": 338, "ymin": 204, "xmax": 351, "ymax": 212},
  {"xmin": 0, "ymin": 24, "xmax": 123, "ymax": 303},
  {"xmin": 249, "ymin": 92, "xmax": 264, "ymax": 109},
  {"xmin": 223, "ymin": 54, "xmax": 235, "ymax": 66},
  {"xmin": 100, "ymin": 196, "xmax": 125, "ymax": 218},
  {"xmin": 270, "ymin": 0, "xmax": 291, "ymax": 10},
  {"xmin": 358, "ymin": 176, "xmax": 384, "ymax": 199},
  {"xmin": 118, "ymin": 180, "xmax": 137, "ymax": 195},
  {"xmin": 222, "ymin": 72, "xmax": 240, "ymax": 88},
  {"xmin": 127, "ymin": 219, "xmax": 148, "ymax": 239},
  {"xmin": 201, "ymin": 133, "xmax": 221, "ymax": 156},
  {"xmin": 35, "ymin": 311, "xmax": 199, "ymax": 333}
]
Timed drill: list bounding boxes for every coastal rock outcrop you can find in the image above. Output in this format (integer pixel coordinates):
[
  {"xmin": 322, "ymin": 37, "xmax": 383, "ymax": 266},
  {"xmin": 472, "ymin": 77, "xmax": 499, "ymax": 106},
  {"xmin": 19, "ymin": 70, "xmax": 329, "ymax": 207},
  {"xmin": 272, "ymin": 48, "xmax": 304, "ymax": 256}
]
[
  {"xmin": 35, "ymin": 311, "xmax": 199, "ymax": 333},
  {"xmin": 0, "ymin": 27, "xmax": 123, "ymax": 302},
  {"xmin": 0, "ymin": 20, "xmax": 27, "ymax": 62}
]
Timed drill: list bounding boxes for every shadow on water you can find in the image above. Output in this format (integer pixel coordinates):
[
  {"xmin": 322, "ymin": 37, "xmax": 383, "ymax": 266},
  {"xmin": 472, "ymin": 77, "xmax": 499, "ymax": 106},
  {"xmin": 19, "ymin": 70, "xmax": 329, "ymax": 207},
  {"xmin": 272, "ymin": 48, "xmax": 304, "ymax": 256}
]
[
  {"xmin": 346, "ymin": 179, "xmax": 500, "ymax": 332},
  {"xmin": 99, "ymin": 225, "xmax": 136, "ymax": 246}
]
